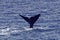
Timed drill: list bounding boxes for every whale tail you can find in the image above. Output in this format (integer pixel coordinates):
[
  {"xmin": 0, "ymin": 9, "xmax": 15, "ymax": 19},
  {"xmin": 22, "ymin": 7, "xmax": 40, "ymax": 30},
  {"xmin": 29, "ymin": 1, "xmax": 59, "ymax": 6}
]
[
  {"xmin": 19, "ymin": 14, "xmax": 40, "ymax": 28},
  {"xmin": 19, "ymin": 15, "xmax": 30, "ymax": 23},
  {"xmin": 29, "ymin": 14, "xmax": 40, "ymax": 28}
]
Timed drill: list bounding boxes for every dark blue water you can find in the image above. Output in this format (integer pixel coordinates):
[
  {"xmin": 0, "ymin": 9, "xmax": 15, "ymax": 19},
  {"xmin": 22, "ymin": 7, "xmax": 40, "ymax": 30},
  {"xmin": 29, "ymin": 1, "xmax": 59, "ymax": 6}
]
[{"xmin": 0, "ymin": 0, "xmax": 60, "ymax": 40}]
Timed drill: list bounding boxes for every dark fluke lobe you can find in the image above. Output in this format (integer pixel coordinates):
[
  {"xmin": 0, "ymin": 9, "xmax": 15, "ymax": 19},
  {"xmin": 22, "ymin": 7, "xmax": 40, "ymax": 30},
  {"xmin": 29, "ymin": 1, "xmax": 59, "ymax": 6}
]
[{"xmin": 19, "ymin": 14, "xmax": 40, "ymax": 28}]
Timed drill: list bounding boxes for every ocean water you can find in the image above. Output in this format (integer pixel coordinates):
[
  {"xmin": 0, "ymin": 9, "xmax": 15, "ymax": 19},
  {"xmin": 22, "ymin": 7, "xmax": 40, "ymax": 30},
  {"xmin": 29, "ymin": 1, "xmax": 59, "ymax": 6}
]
[{"xmin": 0, "ymin": 0, "xmax": 60, "ymax": 40}]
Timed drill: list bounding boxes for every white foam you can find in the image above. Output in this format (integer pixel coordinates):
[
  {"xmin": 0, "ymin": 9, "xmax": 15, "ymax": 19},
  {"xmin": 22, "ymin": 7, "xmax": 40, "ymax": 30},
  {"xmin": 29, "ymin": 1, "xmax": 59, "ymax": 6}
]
[
  {"xmin": 23, "ymin": 27, "xmax": 33, "ymax": 31},
  {"xmin": 0, "ymin": 28, "xmax": 10, "ymax": 35},
  {"xmin": 0, "ymin": 27, "xmax": 55, "ymax": 35}
]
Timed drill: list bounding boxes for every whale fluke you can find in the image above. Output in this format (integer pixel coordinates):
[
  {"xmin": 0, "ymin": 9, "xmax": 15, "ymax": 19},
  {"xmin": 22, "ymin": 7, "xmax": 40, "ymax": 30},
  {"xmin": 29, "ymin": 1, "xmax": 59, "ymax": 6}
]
[
  {"xmin": 19, "ymin": 15, "xmax": 30, "ymax": 23},
  {"xmin": 19, "ymin": 14, "xmax": 40, "ymax": 28}
]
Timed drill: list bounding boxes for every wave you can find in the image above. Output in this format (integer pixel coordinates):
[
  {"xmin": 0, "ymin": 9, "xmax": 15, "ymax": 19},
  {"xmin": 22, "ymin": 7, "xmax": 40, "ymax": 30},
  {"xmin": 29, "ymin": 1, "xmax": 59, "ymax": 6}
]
[{"xmin": 0, "ymin": 27, "xmax": 55, "ymax": 36}]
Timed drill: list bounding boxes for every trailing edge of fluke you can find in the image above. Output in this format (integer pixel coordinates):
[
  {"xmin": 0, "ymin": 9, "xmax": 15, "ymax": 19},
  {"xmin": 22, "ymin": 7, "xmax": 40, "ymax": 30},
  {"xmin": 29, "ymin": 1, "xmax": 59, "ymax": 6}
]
[{"xmin": 19, "ymin": 14, "xmax": 41, "ymax": 28}]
